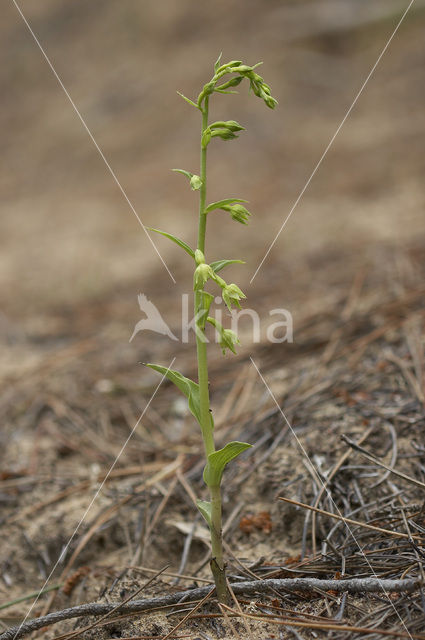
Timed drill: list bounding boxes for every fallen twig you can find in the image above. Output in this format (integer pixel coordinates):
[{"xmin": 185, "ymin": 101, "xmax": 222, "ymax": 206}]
[{"xmin": 1, "ymin": 578, "xmax": 420, "ymax": 640}]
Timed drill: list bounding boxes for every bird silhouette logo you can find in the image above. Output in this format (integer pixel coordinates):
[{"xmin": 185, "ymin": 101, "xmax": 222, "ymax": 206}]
[{"xmin": 129, "ymin": 294, "xmax": 178, "ymax": 343}]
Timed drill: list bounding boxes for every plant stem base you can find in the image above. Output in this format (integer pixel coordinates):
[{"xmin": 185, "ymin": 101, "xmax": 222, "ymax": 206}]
[{"xmin": 210, "ymin": 558, "xmax": 229, "ymax": 604}]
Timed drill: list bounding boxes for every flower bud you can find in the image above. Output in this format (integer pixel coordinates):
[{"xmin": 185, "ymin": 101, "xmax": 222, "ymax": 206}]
[
  {"xmin": 193, "ymin": 263, "xmax": 214, "ymax": 291},
  {"xmin": 201, "ymin": 127, "xmax": 212, "ymax": 148},
  {"xmin": 195, "ymin": 249, "xmax": 205, "ymax": 265},
  {"xmin": 190, "ymin": 174, "xmax": 203, "ymax": 190},
  {"xmin": 224, "ymin": 120, "xmax": 245, "ymax": 132},
  {"xmin": 211, "ymin": 128, "xmax": 238, "ymax": 141},
  {"xmin": 210, "ymin": 120, "xmax": 244, "ymax": 132},
  {"xmin": 231, "ymin": 65, "xmax": 253, "ymax": 74},
  {"xmin": 203, "ymin": 80, "xmax": 215, "ymax": 96},
  {"xmin": 219, "ymin": 60, "xmax": 243, "ymax": 71},
  {"xmin": 226, "ymin": 76, "xmax": 243, "ymax": 87},
  {"xmin": 264, "ymin": 94, "xmax": 278, "ymax": 109}
]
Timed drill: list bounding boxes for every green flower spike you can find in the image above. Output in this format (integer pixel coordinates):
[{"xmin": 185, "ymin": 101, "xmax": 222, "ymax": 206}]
[{"xmin": 222, "ymin": 283, "xmax": 246, "ymax": 311}]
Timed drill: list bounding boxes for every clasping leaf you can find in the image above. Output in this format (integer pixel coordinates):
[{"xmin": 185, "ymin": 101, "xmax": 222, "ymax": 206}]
[
  {"xmin": 177, "ymin": 91, "xmax": 199, "ymax": 109},
  {"xmin": 210, "ymin": 259, "xmax": 245, "ymax": 274},
  {"xmin": 196, "ymin": 499, "xmax": 212, "ymax": 527},
  {"xmin": 144, "ymin": 364, "xmax": 201, "ymax": 425},
  {"xmin": 203, "ymin": 441, "xmax": 252, "ymax": 487}
]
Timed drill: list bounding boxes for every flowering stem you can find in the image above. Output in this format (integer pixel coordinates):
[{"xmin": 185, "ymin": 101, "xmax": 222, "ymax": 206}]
[
  {"xmin": 197, "ymin": 97, "xmax": 209, "ymax": 253},
  {"xmin": 147, "ymin": 59, "xmax": 276, "ymax": 603},
  {"xmin": 195, "ymin": 96, "xmax": 227, "ymax": 603}
]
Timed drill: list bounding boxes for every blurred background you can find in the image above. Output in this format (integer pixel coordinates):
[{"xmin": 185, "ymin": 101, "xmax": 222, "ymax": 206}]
[
  {"xmin": 1, "ymin": 0, "xmax": 425, "ymax": 375},
  {"xmin": 2, "ymin": 2, "xmax": 425, "ymax": 618}
]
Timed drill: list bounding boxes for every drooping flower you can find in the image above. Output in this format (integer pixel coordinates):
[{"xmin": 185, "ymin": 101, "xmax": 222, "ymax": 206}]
[{"xmin": 222, "ymin": 283, "xmax": 246, "ymax": 311}]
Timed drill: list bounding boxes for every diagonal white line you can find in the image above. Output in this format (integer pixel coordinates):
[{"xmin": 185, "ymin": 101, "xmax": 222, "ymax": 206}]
[
  {"xmin": 250, "ymin": 0, "xmax": 416, "ymax": 284},
  {"xmin": 11, "ymin": 0, "xmax": 176, "ymax": 284},
  {"xmin": 13, "ymin": 357, "xmax": 176, "ymax": 640},
  {"xmin": 249, "ymin": 356, "xmax": 413, "ymax": 639}
]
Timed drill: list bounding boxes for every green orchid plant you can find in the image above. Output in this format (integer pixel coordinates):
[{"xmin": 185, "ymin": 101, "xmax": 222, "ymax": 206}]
[{"xmin": 145, "ymin": 56, "xmax": 277, "ymax": 602}]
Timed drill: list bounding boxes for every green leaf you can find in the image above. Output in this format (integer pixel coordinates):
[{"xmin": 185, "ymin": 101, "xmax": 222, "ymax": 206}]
[
  {"xmin": 210, "ymin": 259, "xmax": 245, "ymax": 274},
  {"xmin": 145, "ymin": 364, "xmax": 201, "ymax": 424},
  {"xmin": 205, "ymin": 198, "xmax": 248, "ymax": 214},
  {"xmin": 214, "ymin": 52, "xmax": 223, "ymax": 73},
  {"xmin": 172, "ymin": 169, "xmax": 202, "ymax": 191},
  {"xmin": 198, "ymin": 291, "xmax": 214, "ymax": 329},
  {"xmin": 177, "ymin": 91, "xmax": 198, "ymax": 109},
  {"xmin": 196, "ymin": 499, "xmax": 212, "ymax": 527},
  {"xmin": 172, "ymin": 168, "xmax": 193, "ymax": 180},
  {"xmin": 147, "ymin": 228, "xmax": 195, "ymax": 259},
  {"xmin": 203, "ymin": 441, "xmax": 252, "ymax": 487}
]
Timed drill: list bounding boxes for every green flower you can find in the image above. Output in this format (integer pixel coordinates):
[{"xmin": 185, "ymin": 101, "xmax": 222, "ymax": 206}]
[
  {"xmin": 222, "ymin": 283, "xmax": 246, "ymax": 311},
  {"xmin": 193, "ymin": 263, "xmax": 214, "ymax": 291},
  {"xmin": 206, "ymin": 317, "xmax": 240, "ymax": 355},
  {"xmin": 219, "ymin": 328, "xmax": 240, "ymax": 355},
  {"xmin": 221, "ymin": 203, "xmax": 251, "ymax": 225}
]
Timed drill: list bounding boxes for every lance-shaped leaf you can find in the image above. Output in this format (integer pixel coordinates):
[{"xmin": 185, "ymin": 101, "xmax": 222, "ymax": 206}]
[
  {"xmin": 196, "ymin": 499, "xmax": 212, "ymax": 528},
  {"xmin": 198, "ymin": 291, "xmax": 214, "ymax": 329},
  {"xmin": 172, "ymin": 169, "xmax": 203, "ymax": 190},
  {"xmin": 172, "ymin": 168, "xmax": 193, "ymax": 180},
  {"xmin": 147, "ymin": 228, "xmax": 195, "ymax": 259},
  {"xmin": 205, "ymin": 198, "xmax": 248, "ymax": 214},
  {"xmin": 203, "ymin": 441, "xmax": 252, "ymax": 487},
  {"xmin": 210, "ymin": 259, "xmax": 245, "ymax": 274},
  {"xmin": 176, "ymin": 91, "xmax": 198, "ymax": 109},
  {"xmin": 214, "ymin": 52, "xmax": 223, "ymax": 73},
  {"xmin": 144, "ymin": 364, "xmax": 201, "ymax": 425}
]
